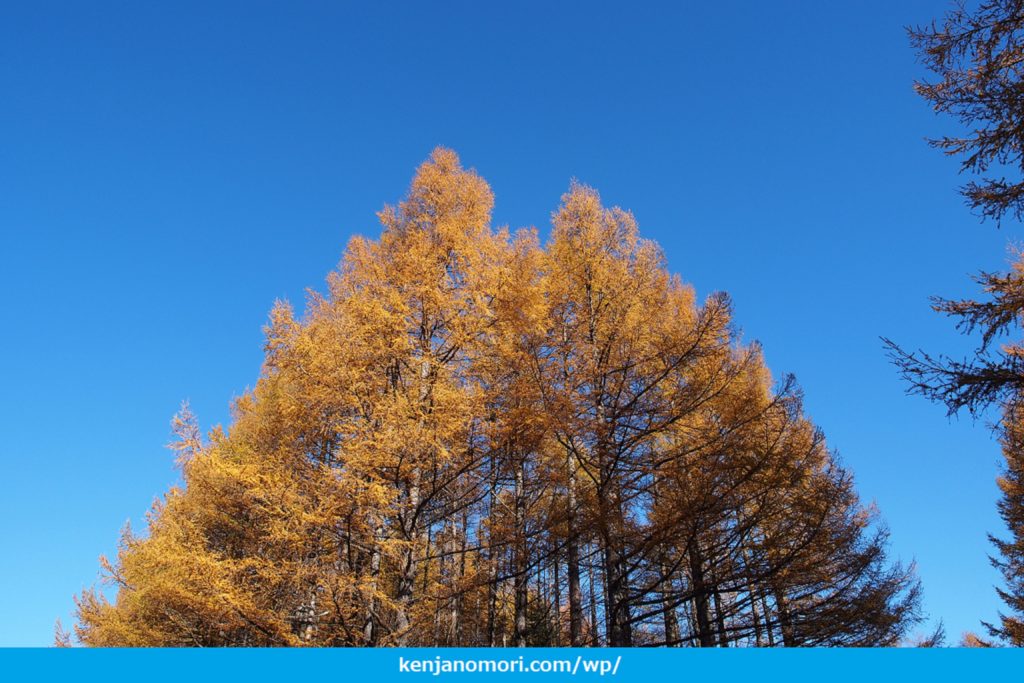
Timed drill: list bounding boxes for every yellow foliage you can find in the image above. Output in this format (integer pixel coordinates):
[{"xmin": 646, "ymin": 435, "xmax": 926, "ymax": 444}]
[{"xmin": 72, "ymin": 149, "xmax": 918, "ymax": 648}]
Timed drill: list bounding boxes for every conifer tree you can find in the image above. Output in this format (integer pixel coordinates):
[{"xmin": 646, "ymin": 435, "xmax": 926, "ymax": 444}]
[
  {"xmin": 887, "ymin": 0, "xmax": 1024, "ymax": 644},
  {"xmin": 73, "ymin": 149, "xmax": 921, "ymax": 647},
  {"xmin": 987, "ymin": 402, "xmax": 1024, "ymax": 644}
]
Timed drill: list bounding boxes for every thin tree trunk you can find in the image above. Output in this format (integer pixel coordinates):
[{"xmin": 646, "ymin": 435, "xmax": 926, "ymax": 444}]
[
  {"xmin": 362, "ymin": 523, "xmax": 383, "ymax": 645},
  {"xmin": 598, "ymin": 487, "xmax": 632, "ymax": 646},
  {"xmin": 687, "ymin": 537, "xmax": 715, "ymax": 647},
  {"xmin": 761, "ymin": 589, "xmax": 776, "ymax": 647},
  {"xmin": 553, "ymin": 545, "xmax": 562, "ymax": 646},
  {"xmin": 713, "ymin": 587, "xmax": 729, "ymax": 647},
  {"xmin": 566, "ymin": 447, "xmax": 584, "ymax": 646},
  {"xmin": 486, "ymin": 451, "xmax": 499, "ymax": 647},
  {"xmin": 453, "ymin": 510, "xmax": 468, "ymax": 645},
  {"xmin": 588, "ymin": 548, "xmax": 600, "ymax": 646},
  {"xmin": 775, "ymin": 588, "xmax": 795, "ymax": 647},
  {"xmin": 513, "ymin": 457, "xmax": 528, "ymax": 647},
  {"xmin": 394, "ymin": 477, "xmax": 421, "ymax": 646},
  {"xmin": 662, "ymin": 567, "xmax": 681, "ymax": 646}
]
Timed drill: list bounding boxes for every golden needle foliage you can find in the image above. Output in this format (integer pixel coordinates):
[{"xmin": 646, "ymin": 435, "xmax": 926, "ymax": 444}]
[{"xmin": 73, "ymin": 149, "xmax": 921, "ymax": 647}]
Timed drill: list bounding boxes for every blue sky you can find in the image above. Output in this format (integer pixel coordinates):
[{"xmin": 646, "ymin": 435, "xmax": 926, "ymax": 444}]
[{"xmin": 0, "ymin": 1, "xmax": 1015, "ymax": 646}]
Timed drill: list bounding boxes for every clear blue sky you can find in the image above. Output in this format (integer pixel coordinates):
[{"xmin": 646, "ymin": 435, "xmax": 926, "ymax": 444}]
[{"xmin": 0, "ymin": 1, "xmax": 1014, "ymax": 647}]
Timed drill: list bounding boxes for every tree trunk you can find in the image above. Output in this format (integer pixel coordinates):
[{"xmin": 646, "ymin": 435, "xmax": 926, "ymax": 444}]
[
  {"xmin": 713, "ymin": 588, "xmax": 729, "ymax": 647},
  {"xmin": 513, "ymin": 458, "xmax": 528, "ymax": 647},
  {"xmin": 775, "ymin": 588, "xmax": 795, "ymax": 647},
  {"xmin": 362, "ymin": 523, "xmax": 383, "ymax": 645},
  {"xmin": 662, "ymin": 568, "xmax": 681, "ymax": 646},
  {"xmin": 394, "ymin": 476, "xmax": 421, "ymax": 645},
  {"xmin": 687, "ymin": 537, "xmax": 715, "ymax": 647},
  {"xmin": 599, "ymin": 510, "xmax": 632, "ymax": 646},
  {"xmin": 486, "ymin": 451, "xmax": 498, "ymax": 647},
  {"xmin": 588, "ymin": 552, "xmax": 600, "ymax": 646},
  {"xmin": 566, "ymin": 447, "xmax": 584, "ymax": 646}
]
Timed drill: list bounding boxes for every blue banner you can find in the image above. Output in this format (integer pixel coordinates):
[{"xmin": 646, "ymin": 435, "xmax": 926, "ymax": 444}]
[{"xmin": 2, "ymin": 648, "xmax": 1022, "ymax": 682}]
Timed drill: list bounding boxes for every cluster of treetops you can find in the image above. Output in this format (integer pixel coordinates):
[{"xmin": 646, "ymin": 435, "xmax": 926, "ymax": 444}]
[
  {"xmin": 69, "ymin": 0, "xmax": 1024, "ymax": 647},
  {"xmin": 69, "ymin": 149, "xmax": 924, "ymax": 647}
]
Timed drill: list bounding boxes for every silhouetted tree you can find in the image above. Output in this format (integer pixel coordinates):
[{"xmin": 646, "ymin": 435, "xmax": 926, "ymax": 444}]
[
  {"xmin": 888, "ymin": 0, "xmax": 1024, "ymax": 645},
  {"xmin": 909, "ymin": 0, "xmax": 1024, "ymax": 224}
]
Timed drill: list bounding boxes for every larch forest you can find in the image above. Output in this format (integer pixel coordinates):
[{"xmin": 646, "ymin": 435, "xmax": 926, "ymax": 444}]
[{"xmin": 69, "ymin": 149, "xmax": 923, "ymax": 648}]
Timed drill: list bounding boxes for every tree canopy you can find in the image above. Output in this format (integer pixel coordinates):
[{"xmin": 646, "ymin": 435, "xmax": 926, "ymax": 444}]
[
  {"xmin": 72, "ymin": 149, "xmax": 921, "ymax": 647},
  {"xmin": 892, "ymin": 0, "xmax": 1024, "ymax": 645},
  {"xmin": 910, "ymin": 0, "xmax": 1024, "ymax": 224}
]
